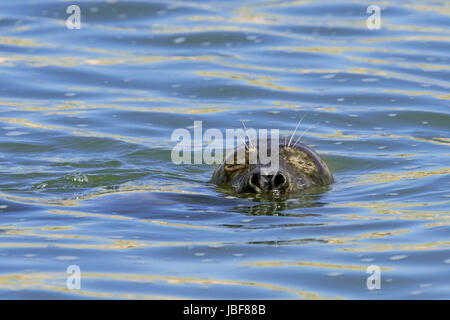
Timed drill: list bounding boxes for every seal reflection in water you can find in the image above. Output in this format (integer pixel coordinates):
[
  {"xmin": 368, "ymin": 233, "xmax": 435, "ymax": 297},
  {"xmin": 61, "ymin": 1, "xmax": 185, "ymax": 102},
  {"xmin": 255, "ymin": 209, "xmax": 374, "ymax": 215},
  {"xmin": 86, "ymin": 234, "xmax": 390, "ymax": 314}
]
[{"xmin": 210, "ymin": 138, "xmax": 333, "ymax": 194}]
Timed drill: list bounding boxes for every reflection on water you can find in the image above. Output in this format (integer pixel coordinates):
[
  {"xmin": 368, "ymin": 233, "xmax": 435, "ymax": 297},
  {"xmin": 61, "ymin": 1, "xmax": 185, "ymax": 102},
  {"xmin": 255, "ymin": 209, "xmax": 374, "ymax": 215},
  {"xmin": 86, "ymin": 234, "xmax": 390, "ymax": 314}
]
[
  {"xmin": 0, "ymin": 0, "xmax": 449, "ymax": 299},
  {"xmin": 219, "ymin": 185, "xmax": 331, "ymax": 216}
]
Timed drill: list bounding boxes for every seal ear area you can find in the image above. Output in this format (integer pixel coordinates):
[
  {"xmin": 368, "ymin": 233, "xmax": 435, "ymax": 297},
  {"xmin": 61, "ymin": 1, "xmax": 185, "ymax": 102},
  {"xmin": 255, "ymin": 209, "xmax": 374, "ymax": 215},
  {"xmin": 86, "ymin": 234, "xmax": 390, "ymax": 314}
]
[
  {"xmin": 283, "ymin": 147, "xmax": 319, "ymax": 175},
  {"xmin": 311, "ymin": 154, "xmax": 334, "ymax": 185},
  {"xmin": 283, "ymin": 145, "xmax": 333, "ymax": 185},
  {"xmin": 297, "ymin": 146, "xmax": 334, "ymax": 185}
]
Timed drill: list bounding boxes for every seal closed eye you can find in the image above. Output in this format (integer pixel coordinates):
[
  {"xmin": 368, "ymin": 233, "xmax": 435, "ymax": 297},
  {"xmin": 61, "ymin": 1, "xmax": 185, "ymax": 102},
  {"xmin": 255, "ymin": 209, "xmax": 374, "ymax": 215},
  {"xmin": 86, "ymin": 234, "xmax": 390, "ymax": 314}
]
[{"xmin": 210, "ymin": 138, "xmax": 333, "ymax": 194}]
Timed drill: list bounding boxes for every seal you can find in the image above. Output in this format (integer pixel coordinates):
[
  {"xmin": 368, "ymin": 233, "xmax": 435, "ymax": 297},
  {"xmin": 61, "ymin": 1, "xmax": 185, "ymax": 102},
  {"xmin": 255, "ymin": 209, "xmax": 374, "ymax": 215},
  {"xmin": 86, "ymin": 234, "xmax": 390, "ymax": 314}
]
[{"xmin": 210, "ymin": 137, "xmax": 333, "ymax": 194}]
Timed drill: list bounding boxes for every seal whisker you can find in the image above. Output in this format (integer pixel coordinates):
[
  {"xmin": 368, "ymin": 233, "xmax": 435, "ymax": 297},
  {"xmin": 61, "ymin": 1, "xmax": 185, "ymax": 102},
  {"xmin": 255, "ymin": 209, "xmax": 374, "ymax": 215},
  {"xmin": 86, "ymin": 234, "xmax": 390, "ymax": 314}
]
[
  {"xmin": 288, "ymin": 113, "xmax": 307, "ymax": 147},
  {"xmin": 240, "ymin": 119, "xmax": 254, "ymax": 149},
  {"xmin": 293, "ymin": 121, "xmax": 320, "ymax": 147},
  {"xmin": 237, "ymin": 132, "xmax": 249, "ymax": 150}
]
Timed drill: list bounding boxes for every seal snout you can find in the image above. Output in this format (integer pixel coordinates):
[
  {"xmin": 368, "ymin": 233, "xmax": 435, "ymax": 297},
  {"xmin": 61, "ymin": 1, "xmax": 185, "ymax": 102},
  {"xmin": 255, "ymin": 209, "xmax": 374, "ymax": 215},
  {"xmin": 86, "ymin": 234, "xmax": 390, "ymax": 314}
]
[
  {"xmin": 211, "ymin": 137, "xmax": 333, "ymax": 194},
  {"xmin": 248, "ymin": 172, "xmax": 288, "ymax": 192}
]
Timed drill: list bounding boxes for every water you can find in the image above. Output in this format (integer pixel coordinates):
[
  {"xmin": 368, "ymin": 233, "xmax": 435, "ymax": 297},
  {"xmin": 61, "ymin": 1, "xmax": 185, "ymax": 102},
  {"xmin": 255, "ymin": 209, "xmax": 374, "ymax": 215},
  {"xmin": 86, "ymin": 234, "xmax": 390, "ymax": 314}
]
[{"xmin": 0, "ymin": 0, "xmax": 449, "ymax": 299}]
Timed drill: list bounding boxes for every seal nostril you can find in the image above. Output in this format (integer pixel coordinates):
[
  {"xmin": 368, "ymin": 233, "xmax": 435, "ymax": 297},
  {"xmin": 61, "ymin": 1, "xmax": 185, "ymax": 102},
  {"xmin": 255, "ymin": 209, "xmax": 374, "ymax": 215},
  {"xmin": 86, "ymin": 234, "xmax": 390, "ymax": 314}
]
[
  {"xmin": 249, "ymin": 174, "xmax": 261, "ymax": 191},
  {"xmin": 272, "ymin": 173, "xmax": 287, "ymax": 189}
]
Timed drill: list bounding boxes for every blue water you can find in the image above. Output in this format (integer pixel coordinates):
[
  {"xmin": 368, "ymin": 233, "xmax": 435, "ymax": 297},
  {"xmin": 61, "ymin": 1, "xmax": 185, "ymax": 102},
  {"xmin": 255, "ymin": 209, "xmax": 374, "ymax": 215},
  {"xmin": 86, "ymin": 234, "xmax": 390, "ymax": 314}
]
[{"xmin": 0, "ymin": 0, "xmax": 449, "ymax": 299}]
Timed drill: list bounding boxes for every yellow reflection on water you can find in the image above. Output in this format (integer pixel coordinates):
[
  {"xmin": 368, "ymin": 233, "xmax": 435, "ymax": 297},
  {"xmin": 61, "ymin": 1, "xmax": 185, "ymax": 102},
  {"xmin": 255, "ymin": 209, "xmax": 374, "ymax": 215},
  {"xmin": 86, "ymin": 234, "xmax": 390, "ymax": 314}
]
[
  {"xmin": 309, "ymin": 130, "xmax": 450, "ymax": 147},
  {"xmin": 270, "ymin": 45, "xmax": 410, "ymax": 56},
  {"xmin": 403, "ymin": 3, "xmax": 450, "ymax": 16},
  {"xmin": 356, "ymin": 167, "xmax": 450, "ymax": 185},
  {"xmin": 197, "ymin": 71, "xmax": 306, "ymax": 92},
  {"xmin": 336, "ymin": 208, "xmax": 450, "ymax": 231},
  {"xmin": 425, "ymin": 221, "xmax": 450, "ymax": 228},
  {"xmin": 1, "ymin": 225, "xmax": 89, "ymax": 240},
  {"xmin": 339, "ymin": 241, "xmax": 450, "ymax": 253},
  {"xmin": 267, "ymin": 46, "xmax": 450, "ymax": 88},
  {"xmin": 323, "ymin": 229, "xmax": 410, "ymax": 245},
  {"xmin": 48, "ymin": 209, "xmax": 216, "ymax": 230},
  {"xmin": 333, "ymin": 200, "xmax": 450, "ymax": 210},
  {"xmin": 2, "ymin": 54, "xmax": 221, "ymax": 68},
  {"xmin": 313, "ymin": 130, "xmax": 362, "ymax": 139},
  {"xmin": 0, "ymin": 117, "xmax": 149, "ymax": 145},
  {"xmin": 244, "ymin": 260, "xmax": 392, "ymax": 271},
  {"xmin": 363, "ymin": 35, "xmax": 450, "ymax": 44},
  {"xmin": 4, "ymin": 99, "xmax": 231, "ymax": 115},
  {"xmin": 142, "ymin": 219, "xmax": 216, "ymax": 230},
  {"xmin": 0, "ymin": 182, "xmax": 207, "ymax": 207},
  {"xmin": 0, "ymin": 273, "xmax": 181, "ymax": 299},
  {"xmin": 0, "ymin": 239, "xmax": 225, "ymax": 251},
  {"xmin": 0, "ymin": 36, "xmax": 52, "ymax": 48},
  {"xmin": 49, "ymin": 209, "xmax": 133, "ymax": 220},
  {"xmin": 0, "ymin": 272, "xmax": 339, "ymax": 299},
  {"xmin": 382, "ymin": 89, "xmax": 450, "ymax": 101}
]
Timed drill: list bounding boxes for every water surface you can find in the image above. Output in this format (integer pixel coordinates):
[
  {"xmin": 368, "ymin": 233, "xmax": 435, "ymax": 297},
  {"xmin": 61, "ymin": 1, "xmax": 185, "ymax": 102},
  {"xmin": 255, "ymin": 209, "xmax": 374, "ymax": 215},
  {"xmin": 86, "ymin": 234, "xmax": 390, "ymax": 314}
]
[{"xmin": 0, "ymin": 0, "xmax": 449, "ymax": 299}]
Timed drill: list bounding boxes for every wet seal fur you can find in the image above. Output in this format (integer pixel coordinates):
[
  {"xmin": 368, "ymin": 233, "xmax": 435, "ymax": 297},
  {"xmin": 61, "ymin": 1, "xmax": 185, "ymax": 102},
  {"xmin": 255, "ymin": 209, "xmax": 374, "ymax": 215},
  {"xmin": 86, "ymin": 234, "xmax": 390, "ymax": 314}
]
[{"xmin": 210, "ymin": 138, "xmax": 333, "ymax": 194}]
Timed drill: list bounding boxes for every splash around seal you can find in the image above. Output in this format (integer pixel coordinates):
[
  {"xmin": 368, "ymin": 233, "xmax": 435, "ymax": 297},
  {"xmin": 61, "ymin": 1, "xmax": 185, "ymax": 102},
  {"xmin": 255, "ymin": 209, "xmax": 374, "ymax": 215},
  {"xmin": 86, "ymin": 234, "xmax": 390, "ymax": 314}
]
[{"xmin": 210, "ymin": 137, "xmax": 333, "ymax": 194}]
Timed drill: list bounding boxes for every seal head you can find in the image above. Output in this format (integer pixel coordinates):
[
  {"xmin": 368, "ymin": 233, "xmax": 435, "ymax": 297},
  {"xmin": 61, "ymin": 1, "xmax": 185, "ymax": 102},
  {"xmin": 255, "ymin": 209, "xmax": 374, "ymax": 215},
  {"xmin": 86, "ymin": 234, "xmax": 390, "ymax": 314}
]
[{"xmin": 210, "ymin": 138, "xmax": 333, "ymax": 194}]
